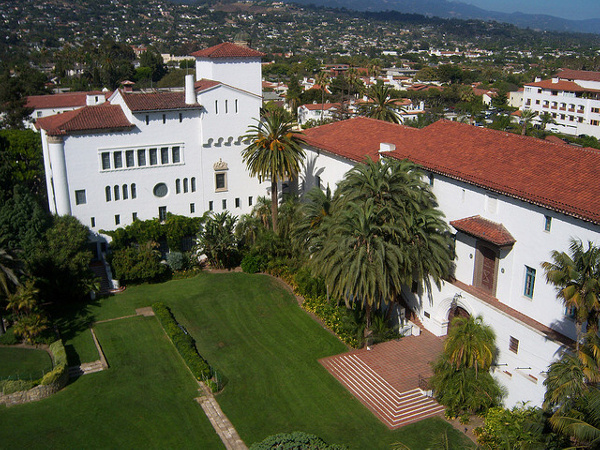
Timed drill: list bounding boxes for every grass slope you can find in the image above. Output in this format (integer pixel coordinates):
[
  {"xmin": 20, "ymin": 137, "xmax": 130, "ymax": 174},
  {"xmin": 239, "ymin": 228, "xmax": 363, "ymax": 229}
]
[
  {"xmin": 0, "ymin": 316, "xmax": 224, "ymax": 449},
  {"xmin": 0, "ymin": 347, "xmax": 53, "ymax": 380}
]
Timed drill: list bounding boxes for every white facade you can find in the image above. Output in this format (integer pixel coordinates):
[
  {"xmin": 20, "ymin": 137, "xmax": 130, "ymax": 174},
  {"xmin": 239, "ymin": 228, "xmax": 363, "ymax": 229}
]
[
  {"xmin": 521, "ymin": 70, "xmax": 600, "ymax": 138},
  {"xmin": 299, "ymin": 118, "xmax": 600, "ymax": 408},
  {"xmin": 37, "ymin": 43, "xmax": 270, "ymax": 239}
]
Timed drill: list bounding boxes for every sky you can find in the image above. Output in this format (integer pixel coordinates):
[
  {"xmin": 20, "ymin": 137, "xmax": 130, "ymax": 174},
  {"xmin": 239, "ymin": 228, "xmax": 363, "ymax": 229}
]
[{"xmin": 461, "ymin": 0, "xmax": 600, "ymax": 21}]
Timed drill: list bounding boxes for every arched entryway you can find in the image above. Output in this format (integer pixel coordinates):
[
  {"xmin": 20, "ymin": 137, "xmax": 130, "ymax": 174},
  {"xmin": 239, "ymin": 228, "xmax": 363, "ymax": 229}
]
[{"xmin": 447, "ymin": 306, "xmax": 470, "ymax": 332}]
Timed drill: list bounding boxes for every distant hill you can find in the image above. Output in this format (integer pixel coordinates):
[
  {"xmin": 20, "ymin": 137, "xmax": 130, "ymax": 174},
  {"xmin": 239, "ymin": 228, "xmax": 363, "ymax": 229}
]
[{"xmin": 283, "ymin": 0, "xmax": 600, "ymax": 34}]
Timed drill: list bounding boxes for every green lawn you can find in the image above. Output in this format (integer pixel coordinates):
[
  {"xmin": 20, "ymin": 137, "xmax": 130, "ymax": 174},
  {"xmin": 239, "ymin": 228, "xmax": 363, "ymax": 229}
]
[
  {"xmin": 0, "ymin": 316, "xmax": 224, "ymax": 449},
  {"xmin": 0, "ymin": 347, "xmax": 53, "ymax": 380},
  {"xmin": 1, "ymin": 273, "xmax": 473, "ymax": 449}
]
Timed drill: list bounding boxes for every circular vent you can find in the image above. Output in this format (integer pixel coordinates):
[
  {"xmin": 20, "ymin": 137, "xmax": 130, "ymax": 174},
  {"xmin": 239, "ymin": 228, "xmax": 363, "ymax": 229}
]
[{"xmin": 153, "ymin": 183, "xmax": 168, "ymax": 198}]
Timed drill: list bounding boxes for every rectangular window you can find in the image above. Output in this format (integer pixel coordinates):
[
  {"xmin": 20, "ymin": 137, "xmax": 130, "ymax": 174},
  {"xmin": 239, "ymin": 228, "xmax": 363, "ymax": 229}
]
[
  {"xmin": 159, "ymin": 206, "xmax": 167, "ymax": 222},
  {"xmin": 137, "ymin": 149, "xmax": 146, "ymax": 166},
  {"xmin": 160, "ymin": 147, "xmax": 169, "ymax": 164},
  {"xmin": 190, "ymin": 203, "xmax": 195, "ymax": 214},
  {"xmin": 544, "ymin": 215, "xmax": 552, "ymax": 232},
  {"xmin": 524, "ymin": 266, "xmax": 536, "ymax": 298},
  {"xmin": 162, "ymin": 114, "xmax": 166, "ymax": 124},
  {"xmin": 509, "ymin": 336, "xmax": 519, "ymax": 354},
  {"xmin": 225, "ymin": 99, "xmax": 228, "ymax": 114},
  {"xmin": 172, "ymin": 146, "xmax": 181, "ymax": 163},
  {"xmin": 101, "ymin": 152, "xmax": 111, "ymax": 170},
  {"xmin": 145, "ymin": 115, "xmax": 149, "ymax": 125},
  {"xmin": 126, "ymin": 150, "xmax": 135, "ymax": 167},
  {"xmin": 149, "ymin": 148, "xmax": 158, "ymax": 165},
  {"xmin": 222, "ymin": 199, "xmax": 227, "ymax": 210},
  {"xmin": 179, "ymin": 113, "xmax": 183, "ymax": 123},
  {"xmin": 91, "ymin": 217, "xmax": 95, "ymax": 228},
  {"xmin": 215, "ymin": 100, "xmax": 218, "ymax": 114},
  {"xmin": 75, "ymin": 190, "xmax": 86, "ymax": 205},
  {"xmin": 429, "ymin": 173, "xmax": 434, "ymax": 186},
  {"xmin": 235, "ymin": 198, "xmax": 240, "ymax": 208},
  {"xmin": 235, "ymin": 99, "xmax": 238, "ymax": 113},
  {"xmin": 115, "ymin": 214, "xmax": 120, "ymax": 225},
  {"xmin": 113, "ymin": 151, "xmax": 123, "ymax": 169},
  {"xmin": 132, "ymin": 212, "xmax": 137, "ymax": 221},
  {"xmin": 215, "ymin": 173, "xmax": 226, "ymax": 191},
  {"xmin": 248, "ymin": 196, "xmax": 253, "ymax": 206},
  {"xmin": 565, "ymin": 305, "xmax": 576, "ymax": 319},
  {"xmin": 208, "ymin": 201, "xmax": 213, "ymax": 211}
]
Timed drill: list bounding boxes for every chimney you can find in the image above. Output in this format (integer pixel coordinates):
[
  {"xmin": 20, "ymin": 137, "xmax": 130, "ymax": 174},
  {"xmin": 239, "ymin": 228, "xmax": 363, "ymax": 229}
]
[
  {"xmin": 552, "ymin": 77, "xmax": 559, "ymax": 84},
  {"xmin": 534, "ymin": 77, "xmax": 542, "ymax": 82},
  {"xmin": 185, "ymin": 74, "xmax": 196, "ymax": 105},
  {"xmin": 379, "ymin": 142, "xmax": 396, "ymax": 153}
]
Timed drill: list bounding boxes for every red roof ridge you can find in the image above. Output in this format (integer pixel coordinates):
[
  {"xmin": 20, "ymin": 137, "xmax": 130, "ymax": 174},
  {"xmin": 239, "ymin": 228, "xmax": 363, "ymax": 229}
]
[
  {"xmin": 450, "ymin": 215, "xmax": 515, "ymax": 246},
  {"xmin": 190, "ymin": 42, "xmax": 265, "ymax": 59},
  {"xmin": 36, "ymin": 103, "xmax": 132, "ymax": 136}
]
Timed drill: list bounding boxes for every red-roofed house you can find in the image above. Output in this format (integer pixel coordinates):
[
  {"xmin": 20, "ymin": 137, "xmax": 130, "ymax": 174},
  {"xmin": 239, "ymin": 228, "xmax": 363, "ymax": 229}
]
[
  {"xmin": 25, "ymin": 91, "xmax": 110, "ymax": 129},
  {"xmin": 36, "ymin": 43, "xmax": 268, "ymax": 258},
  {"xmin": 299, "ymin": 117, "xmax": 600, "ymax": 409},
  {"xmin": 522, "ymin": 69, "xmax": 600, "ymax": 138}
]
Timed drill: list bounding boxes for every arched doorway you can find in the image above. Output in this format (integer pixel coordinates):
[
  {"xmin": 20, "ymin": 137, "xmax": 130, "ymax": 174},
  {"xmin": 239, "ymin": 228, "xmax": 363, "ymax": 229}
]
[{"xmin": 447, "ymin": 306, "xmax": 470, "ymax": 332}]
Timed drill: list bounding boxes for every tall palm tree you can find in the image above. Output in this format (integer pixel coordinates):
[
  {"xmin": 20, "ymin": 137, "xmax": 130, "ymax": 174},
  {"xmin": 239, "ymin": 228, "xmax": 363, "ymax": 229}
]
[
  {"xmin": 520, "ymin": 109, "xmax": 538, "ymax": 135},
  {"xmin": 539, "ymin": 112, "xmax": 556, "ymax": 132},
  {"xmin": 242, "ymin": 108, "xmax": 306, "ymax": 234},
  {"xmin": 293, "ymin": 186, "xmax": 333, "ymax": 253},
  {"xmin": 315, "ymin": 71, "xmax": 330, "ymax": 121},
  {"xmin": 444, "ymin": 315, "xmax": 496, "ymax": 376},
  {"xmin": 358, "ymin": 83, "xmax": 403, "ymax": 124},
  {"xmin": 542, "ymin": 239, "xmax": 600, "ymax": 349}
]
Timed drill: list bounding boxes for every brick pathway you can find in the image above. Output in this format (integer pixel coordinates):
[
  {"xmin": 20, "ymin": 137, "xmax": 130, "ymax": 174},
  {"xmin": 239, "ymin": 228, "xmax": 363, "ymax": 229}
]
[{"xmin": 320, "ymin": 331, "xmax": 445, "ymax": 429}]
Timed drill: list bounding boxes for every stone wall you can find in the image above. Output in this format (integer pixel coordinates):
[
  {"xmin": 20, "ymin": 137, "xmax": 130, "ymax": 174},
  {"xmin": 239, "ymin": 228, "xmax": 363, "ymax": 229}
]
[{"xmin": 0, "ymin": 368, "xmax": 69, "ymax": 407}]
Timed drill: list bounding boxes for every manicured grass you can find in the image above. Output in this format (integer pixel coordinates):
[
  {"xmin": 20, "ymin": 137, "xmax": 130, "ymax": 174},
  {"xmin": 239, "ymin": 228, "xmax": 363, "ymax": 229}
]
[
  {"xmin": 0, "ymin": 316, "xmax": 224, "ymax": 449},
  {"xmin": 1, "ymin": 273, "xmax": 473, "ymax": 449},
  {"xmin": 0, "ymin": 347, "xmax": 53, "ymax": 380}
]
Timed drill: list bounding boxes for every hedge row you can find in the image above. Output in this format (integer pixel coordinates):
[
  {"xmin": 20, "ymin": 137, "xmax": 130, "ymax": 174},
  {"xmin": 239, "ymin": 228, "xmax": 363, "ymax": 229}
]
[
  {"xmin": 0, "ymin": 340, "xmax": 67, "ymax": 394},
  {"xmin": 302, "ymin": 295, "xmax": 359, "ymax": 348},
  {"xmin": 249, "ymin": 431, "xmax": 346, "ymax": 450},
  {"xmin": 152, "ymin": 302, "xmax": 223, "ymax": 391}
]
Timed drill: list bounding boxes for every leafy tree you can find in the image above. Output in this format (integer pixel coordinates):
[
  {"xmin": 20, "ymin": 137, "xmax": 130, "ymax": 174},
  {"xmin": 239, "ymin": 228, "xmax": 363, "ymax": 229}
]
[
  {"xmin": 198, "ymin": 212, "xmax": 239, "ymax": 269},
  {"xmin": 542, "ymin": 239, "xmax": 600, "ymax": 347},
  {"xmin": 111, "ymin": 241, "xmax": 169, "ymax": 284},
  {"xmin": 139, "ymin": 49, "xmax": 167, "ymax": 83},
  {"xmin": 358, "ymin": 83, "xmax": 403, "ymax": 124},
  {"xmin": 242, "ymin": 108, "xmax": 306, "ymax": 234},
  {"xmin": 0, "ymin": 247, "xmax": 21, "ymax": 334},
  {"xmin": 12, "ymin": 313, "xmax": 49, "ymax": 344},
  {"xmin": 0, "ymin": 129, "xmax": 46, "ymax": 201}
]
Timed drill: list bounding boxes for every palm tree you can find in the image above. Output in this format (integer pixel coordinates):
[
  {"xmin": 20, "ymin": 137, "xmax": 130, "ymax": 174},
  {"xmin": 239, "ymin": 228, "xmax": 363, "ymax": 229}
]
[
  {"xmin": 520, "ymin": 109, "xmax": 538, "ymax": 135},
  {"xmin": 198, "ymin": 212, "xmax": 239, "ymax": 269},
  {"xmin": 242, "ymin": 108, "xmax": 306, "ymax": 234},
  {"xmin": 293, "ymin": 186, "xmax": 333, "ymax": 253},
  {"xmin": 539, "ymin": 112, "xmax": 556, "ymax": 132},
  {"xmin": 444, "ymin": 315, "xmax": 496, "ymax": 376},
  {"xmin": 0, "ymin": 247, "xmax": 21, "ymax": 334},
  {"xmin": 6, "ymin": 279, "xmax": 39, "ymax": 318},
  {"xmin": 549, "ymin": 388, "xmax": 600, "ymax": 448},
  {"xmin": 314, "ymin": 71, "xmax": 330, "ymax": 121},
  {"xmin": 358, "ymin": 83, "xmax": 403, "ymax": 124},
  {"xmin": 542, "ymin": 239, "xmax": 600, "ymax": 348}
]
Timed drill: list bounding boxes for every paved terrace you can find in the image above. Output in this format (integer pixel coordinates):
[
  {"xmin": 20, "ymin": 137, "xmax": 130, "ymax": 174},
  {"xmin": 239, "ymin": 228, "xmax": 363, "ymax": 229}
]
[{"xmin": 320, "ymin": 330, "xmax": 445, "ymax": 429}]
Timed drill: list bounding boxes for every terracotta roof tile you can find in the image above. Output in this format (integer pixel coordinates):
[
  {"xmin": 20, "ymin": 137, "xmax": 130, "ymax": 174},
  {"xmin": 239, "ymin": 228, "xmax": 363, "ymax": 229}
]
[
  {"xmin": 190, "ymin": 42, "xmax": 265, "ymax": 59},
  {"xmin": 303, "ymin": 117, "xmax": 600, "ymax": 225},
  {"xmin": 121, "ymin": 91, "xmax": 203, "ymax": 111},
  {"xmin": 450, "ymin": 215, "xmax": 516, "ymax": 246},
  {"xmin": 301, "ymin": 103, "xmax": 340, "ymax": 111},
  {"xmin": 556, "ymin": 69, "xmax": 600, "ymax": 83},
  {"xmin": 36, "ymin": 104, "xmax": 132, "ymax": 136},
  {"xmin": 194, "ymin": 79, "xmax": 221, "ymax": 92},
  {"xmin": 525, "ymin": 79, "xmax": 598, "ymax": 93},
  {"xmin": 26, "ymin": 91, "xmax": 108, "ymax": 109}
]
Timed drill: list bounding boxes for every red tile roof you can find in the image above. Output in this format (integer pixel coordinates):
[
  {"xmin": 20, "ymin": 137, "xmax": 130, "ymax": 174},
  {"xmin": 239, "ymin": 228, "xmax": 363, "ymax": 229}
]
[
  {"xmin": 525, "ymin": 79, "xmax": 596, "ymax": 93},
  {"xmin": 301, "ymin": 103, "xmax": 340, "ymax": 111},
  {"xmin": 302, "ymin": 117, "xmax": 600, "ymax": 225},
  {"xmin": 25, "ymin": 91, "xmax": 108, "ymax": 109},
  {"xmin": 450, "ymin": 215, "xmax": 516, "ymax": 246},
  {"xmin": 121, "ymin": 91, "xmax": 203, "ymax": 111},
  {"xmin": 190, "ymin": 42, "xmax": 265, "ymax": 59},
  {"xmin": 36, "ymin": 104, "xmax": 133, "ymax": 136},
  {"xmin": 194, "ymin": 79, "xmax": 221, "ymax": 92},
  {"xmin": 556, "ymin": 69, "xmax": 600, "ymax": 83}
]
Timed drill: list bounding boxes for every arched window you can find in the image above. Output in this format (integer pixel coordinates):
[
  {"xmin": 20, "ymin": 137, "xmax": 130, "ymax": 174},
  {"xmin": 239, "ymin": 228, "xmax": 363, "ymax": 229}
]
[
  {"xmin": 105, "ymin": 186, "xmax": 111, "ymax": 202},
  {"xmin": 114, "ymin": 185, "xmax": 120, "ymax": 201},
  {"xmin": 122, "ymin": 184, "xmax": 128, "ymax": 200},
  {"xmin": 191, "ymin": 177, "xmax": 196, "ymax": 192},
  {"xmin": 131, "ymin": 183, "xmax": 137, "ymax": 199},
  {"xmin": 215, "ymin": 100, "xmax": 218, "ymax": 114},
  {"xmin": 225, "ymin": 99, "xmax": 228, "ymax": 114},
  {"xmin": 176, "ymin": 179, "xmax": 181, "ymax": 194},
  {"xmin": 183, "ymin": 178, "xmax": 189, "ymax": 193}
]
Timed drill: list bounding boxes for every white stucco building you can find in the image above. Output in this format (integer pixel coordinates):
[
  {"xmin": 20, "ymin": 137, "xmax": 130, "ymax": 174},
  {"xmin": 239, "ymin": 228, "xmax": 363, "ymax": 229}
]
[
  {"xmin": 299, "ymin": 117, "xmax": 600, "ymax": 408},
  {"xmin": 37, "ymin": 43, "xmax": 269, "ymax": 246},
  {"xmin": 25, "ymin": 91, "xmax": 110, "ymax": 130},
  {"xmin": 521, "ymin": 69, "xmax": 600, "ymax": 138}
]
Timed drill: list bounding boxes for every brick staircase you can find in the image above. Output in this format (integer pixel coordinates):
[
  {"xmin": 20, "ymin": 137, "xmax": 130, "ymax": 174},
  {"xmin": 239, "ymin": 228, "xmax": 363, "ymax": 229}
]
[
  {"xmin": 321, "ymin": 353, "xmax": 444, "ymax": 429},
  {"xmin": 89, "ymin": 261, "xmax": 111, "ymax": 295}
]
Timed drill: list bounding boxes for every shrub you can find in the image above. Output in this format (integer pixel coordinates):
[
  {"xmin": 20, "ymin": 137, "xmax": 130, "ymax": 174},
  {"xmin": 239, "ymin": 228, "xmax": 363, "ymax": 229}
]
[
  {"xmin": 0, "ymin": 327, "xmax": 19, "ymax": 345},
  {"xmin": 0, "ymin": 379, "xmax": 37, "ymax": 394},
  {"xmin": 112, "ymin": 242, "xmax": 170, "ymax": 284},
  {"xmin": 166, "ymin": 251, "xmax": 186, "ymax": 271},
  {"xmin": 294, "ymin": 266, "xmax": 326, "ymax": 299},
  {"xmin": 241, "ymin": 254, "xmax": 262, "ymax": 274},
  {"xmin": 152, "ymin": 302, "xmax": 223, "ymax": 389},
  {"xmin": 41, "ymin": 340, "xmax": 67, "ymax": 386},
  {"xmin": 302, "ymin": 295, "xmax": 359, "ymax": 348},
  {"xmin": 250, "ymin": 431, "xmax": 346, "ymax": 450}
]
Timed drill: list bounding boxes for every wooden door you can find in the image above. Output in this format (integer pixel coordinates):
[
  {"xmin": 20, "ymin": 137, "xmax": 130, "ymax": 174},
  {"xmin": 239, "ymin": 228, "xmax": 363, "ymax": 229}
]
[{"xmin": 480, "ymin": 246, "xmax": 496, "ymax": 293}]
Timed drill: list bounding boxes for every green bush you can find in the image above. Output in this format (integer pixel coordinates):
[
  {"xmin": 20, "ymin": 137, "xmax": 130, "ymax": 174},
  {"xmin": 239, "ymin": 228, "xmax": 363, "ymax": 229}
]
[
  {"xmin": 111, "ymin": 242, "xmax": 170, "ymax": 284},
  {"xmin": 40, "ymin": 340, "xmax": 67, "ymax": 386},
  {"xmin": 0, "ymin": 379, "xmax": 38, "ymax": 395},
  {"xmin": 166, "ymin": 251, "xmax": 186, "ymax": 271},
  {"xmin": 302, "ymin": 295, "xmax": 359, "ymax": 348},
  {"xmin": 241, "ymin": 254, "xmax": 262, "ymax": 274},
  {"xmin": 250, "ymin": 431, "xmax": 346, "ymax": 449},
  {"xmin": 294, "ymin": 266, "xmax": 326, "ymax": 298},
  {"xmin": 152, "ymin": 302, "xmax": 223, "ymax": 389},
  {"xmin": 0, "ymin": 327, "xmax": 19, "ymax": 345}
]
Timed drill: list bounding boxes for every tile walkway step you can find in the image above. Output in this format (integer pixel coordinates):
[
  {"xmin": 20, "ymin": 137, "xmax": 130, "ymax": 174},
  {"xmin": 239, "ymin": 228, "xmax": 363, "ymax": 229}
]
[
  {"xmin": 68, "ymin": 360, "xmax": 105, "ymax": 378},
  {"xmin": 320, "ymin": 351, "xmax": 444, "ymax": 429}
]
